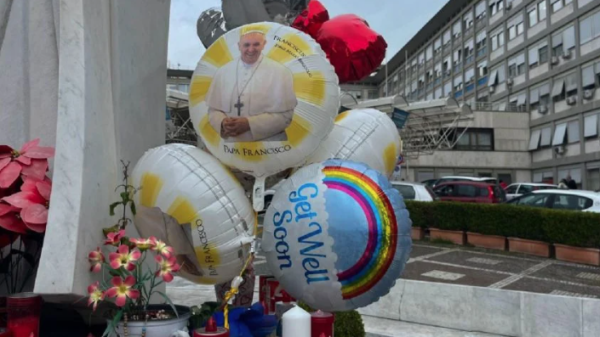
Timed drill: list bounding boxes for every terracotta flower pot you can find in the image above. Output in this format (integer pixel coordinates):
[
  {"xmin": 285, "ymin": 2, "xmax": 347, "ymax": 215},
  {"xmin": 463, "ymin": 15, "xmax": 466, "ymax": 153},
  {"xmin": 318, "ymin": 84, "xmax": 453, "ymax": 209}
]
[
  {"xmin": 467, "ymin": 232, "xmax": 506, "ymax": 251},
  {"xmin": 508, "ymin": 237, "xmax": 550, "ymax": 257},
  {"xmin": 554, "ymin": 244, "xmax": 600, "ymax": 266},
  {"xmin": 411, "ymin": 227, "xmax": 424, "ymax": 241},
  {"xmin": 429, "ymin": 228, "xmax": 465, "ymax": 245}
]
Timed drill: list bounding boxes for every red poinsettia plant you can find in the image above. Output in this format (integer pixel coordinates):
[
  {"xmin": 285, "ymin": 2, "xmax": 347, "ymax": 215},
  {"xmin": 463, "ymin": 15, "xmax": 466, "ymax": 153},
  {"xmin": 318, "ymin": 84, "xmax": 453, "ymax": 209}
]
[
  {"xmin": 0, "ymin": 139, "xmax": 54, "ymax": 294},
  {"xmin": 87, "ymin": 162, "xmax": 181, "ymax": 336}
]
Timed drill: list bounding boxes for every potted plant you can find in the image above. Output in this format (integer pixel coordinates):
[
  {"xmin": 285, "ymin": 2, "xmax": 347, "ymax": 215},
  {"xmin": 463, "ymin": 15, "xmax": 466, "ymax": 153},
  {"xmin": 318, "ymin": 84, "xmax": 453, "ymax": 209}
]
[
  {"xmin": 0, "ymin": 139, "xmax": 54, "ymax": 326},
  {"xmin": 86, "ymin": 162, "xmax": 190, "ymax": 337}
]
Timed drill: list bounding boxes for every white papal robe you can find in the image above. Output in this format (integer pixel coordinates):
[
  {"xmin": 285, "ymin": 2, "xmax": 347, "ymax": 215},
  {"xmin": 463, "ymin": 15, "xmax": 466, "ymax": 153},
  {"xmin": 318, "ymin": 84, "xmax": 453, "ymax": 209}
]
[{"xmin": 207, "ymin": 54, "xmax": 297, "ymax": 142}]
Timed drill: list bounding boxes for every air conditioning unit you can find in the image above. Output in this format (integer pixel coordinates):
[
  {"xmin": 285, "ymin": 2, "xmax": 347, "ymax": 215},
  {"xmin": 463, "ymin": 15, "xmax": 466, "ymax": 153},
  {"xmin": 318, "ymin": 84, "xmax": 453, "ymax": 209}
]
[
  {"xmin": 566, "ymin": 96, "xmax": 577, "ymax": 105},
  {"xmin": 551, "ymin": 56, "xmax": 559, "ymax": 65},
  {"xmin": 507, "ymin": 78, "xmax": 514, "ymax": 86},
  {"xmin": 584, "ymin": 89, "xmax": 595, "ymax": 100},
  {"xmin": 445, "ymin": 70, "xmax": 452, "ymax": 76},
  {"xmin": 554, "ymin": 145, "xmax": 566, "ymax": 155},
  {"xmin": 562, "ymin": 49, "xmax": 572, "ymax": 59},
  {"xmin": 489, "ymin": 85, "xmax": 495, "ymax": 93}
]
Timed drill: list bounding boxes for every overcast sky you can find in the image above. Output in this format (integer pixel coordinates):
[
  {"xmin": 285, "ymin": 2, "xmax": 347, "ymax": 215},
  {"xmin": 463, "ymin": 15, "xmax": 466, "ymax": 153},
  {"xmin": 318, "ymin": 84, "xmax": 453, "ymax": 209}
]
[{"xmin": 167, "ymin": 0, "xmax": 448, "ymax": 70}]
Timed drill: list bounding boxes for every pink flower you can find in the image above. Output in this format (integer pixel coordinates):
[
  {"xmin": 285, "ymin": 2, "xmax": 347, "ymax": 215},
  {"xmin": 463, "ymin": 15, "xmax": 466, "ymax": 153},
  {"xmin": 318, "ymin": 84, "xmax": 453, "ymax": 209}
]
[
  {"xmin": 104, "ymin": 229, "xmax": 125, "ymax": 246},
  {"xmin": 88, "ymin": 247, "xmax": 105, "ymax": 273},
  {"xmin": 130, "ymin": 238, "xmax": 153, "ymax": 251},
  {"xmin": 105, "ymin": 276, "xmax": 140, "ymax": 307},
  {"xmin": 155, "ymin": 255, "xmax": 180, "ymax": 283},
  {"xmin": 149, "ymin": 237, "xmax": 173, "ymax": 258},
  {"xmin": 109, "ymin": 244, "xmax": 141, "ymax": 271},
  {"xmin": 87, "ymin": 281, "xmax": 105, "ymax": 311},
  {"xmin": 1, "ymin": 178, "xmax": 52, "ymax": 233},
  {"xmin": 0, "ymin": 202, "xmax": 27, "ymax": 234},
  {"xmin": 0, "ymin": 139, "xmax": 55, "ymax": 188}
]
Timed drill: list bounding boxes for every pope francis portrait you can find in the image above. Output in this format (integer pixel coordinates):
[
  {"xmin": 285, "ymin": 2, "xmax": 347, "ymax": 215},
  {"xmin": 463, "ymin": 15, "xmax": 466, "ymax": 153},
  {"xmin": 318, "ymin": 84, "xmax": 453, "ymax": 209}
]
[{"xmin": 206, "ymin": 28, "xmax": 297, "ymax": 143}]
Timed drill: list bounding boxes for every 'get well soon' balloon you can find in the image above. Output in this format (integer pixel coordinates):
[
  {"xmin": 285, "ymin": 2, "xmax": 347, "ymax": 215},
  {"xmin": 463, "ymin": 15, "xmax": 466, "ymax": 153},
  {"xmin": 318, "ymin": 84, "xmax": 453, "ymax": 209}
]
[
  {"xmin": 130, "ymin": 143, "xmax": 255, "ymax": 285},
  {"xmin": 189, "ymin": 22, "xmax": 340, "ymax": 182},
  {"xmin": 307, "ymin": 109, "xmax": 401, "ymax": 178},
  {"xmin": 262, "ymin": 159, "xmax": 412, "ymax": 312}
]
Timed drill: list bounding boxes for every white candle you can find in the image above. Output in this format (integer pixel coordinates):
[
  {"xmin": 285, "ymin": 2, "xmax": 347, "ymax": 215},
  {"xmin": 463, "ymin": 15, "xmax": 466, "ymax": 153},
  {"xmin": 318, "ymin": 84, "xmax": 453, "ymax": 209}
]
[{"xmin": 282, "ymin": 305, "xmax": 311, "ymax": 337}]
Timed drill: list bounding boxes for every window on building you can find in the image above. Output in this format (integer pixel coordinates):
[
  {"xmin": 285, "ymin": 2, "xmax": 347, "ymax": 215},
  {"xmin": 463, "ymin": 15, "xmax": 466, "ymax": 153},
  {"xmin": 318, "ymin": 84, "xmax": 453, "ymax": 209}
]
[
  {"xmin": 528, "ymin": 39, "xmax": 549, "ymax": 68},
  {"xmin": 426, "ymin": 45, "xmax": 433, "ymax": 61},
  {"xmin": 529, "ymin": 129, "xmax": 542, "ymax": 150},
  {"xmin": 475, "ymin": 1, "xmax": 487, "ymax": 22},
  {"xmin": 588, "ymin": 166, "xmax": 600, "ymax": 192},
  {"xmin": 454, "ymin": 128, "xmax": 494, "ymax": 151},
  {"xmin": 509, "ymin": 91, "xmax": 527, "ymax": 111},
  {"xmin": 530, "ymin": 82, "xmax": 551, "ymax": 110},
  {"xmin": 490, "ymin": 0, "xmax": 504, "ymax": 16},
  {"xmin": 582, "ymin": 60, "xmax": 600, "ymax": 91},
  {"xmin": 465, "ymin": 68, "xmax": 475, "ymax": 92},
  {"xmin": 443, "ymin": 29, "xmax": 452, "ymax": 46},
  {"xmin": 419, "ymin": 52, "xmax": 426, "ymax": 66},
  {"xmin": 434, "ymin": 63, "xmax": 442, "ymax": 84},
  {"xmin": 476, "ymin": 31, "xmax": 487, "ymax": 56},
  {"xmin": 565, "ymin": 72, "xmax": 578, "ymax": 98},
  {"xmin": 508, "ymin": 13, "xmax": 524, "ymax": 40},
  {"xmin": 552, "ymin": 24, "xmax": 575, "ymax": 57},
  {"xmin": 477, "ymin": 60, "xmax": 488, "ymax": 77},
  {"xmin": 584, "ymin": 113, "xmax": 599, "ymax": 138},
  {"xmin": 464, "ymin": 11, "xmax": 474, "ymax": 30},
  {"xmin": 540, "ymin": 127, "xmax": 552, "ymax": 147},
  {"xmin": 528, "ymin": 4, "xmax": 538, "ymax": 27},
  {"xmin": 367, "ymin": 90, "xmax": 378, "ymax": 99},
  {"xmin": 454, "ymin": 75, "xmax": 463, "ymax": 92},
  {"xmin": 453, "ymin": 48, "xmax": 462, "ymax": 71},
  {"xmin": 567, "ymin": 120, "xmax": 580, "ymax": 143},
  {"xmin": 580, "ymin": 10, "xmax": 600, "ymax": 45},
  {"xmin": 464, "ymin": 39, "xmax": 474, "ymax": 64},
  {"xmin": 443, "ymin": 56, "xmax": 451, "ymax": 76},
  {"xmin": 508, "ymin": 53, "xmax": 526, "ymax": 77},
  {"xmin": 552, "ymin": 122, "xmax": 567, "ymax": 145},
  {"xmin": 434, "ymin": 37, "xmax": 442, "ymax": 55},
  {"xmin": 426, "ymin": 69, "xmax": 433, "ymax": 85},
  {"xmin": 491, "ymin": 28, "xmax": 505, "ymax": 51},
  {"xmin": 551, "ymin": 0, "xmax": 572, "ymax": 13},
  {"xmin": 453, "ymin": 20, "xmax": 462, "ymax": 39},
  {"xmin": 489, "ymin": 64, "xmax": 506, "ymax": 88},
  {"xmin": 444, "ymin": 81, "xmax": 452, "ymax": 96},
  {"xmin": 435, "ymin": 87, "xmax": 443, "ymax": 99}
]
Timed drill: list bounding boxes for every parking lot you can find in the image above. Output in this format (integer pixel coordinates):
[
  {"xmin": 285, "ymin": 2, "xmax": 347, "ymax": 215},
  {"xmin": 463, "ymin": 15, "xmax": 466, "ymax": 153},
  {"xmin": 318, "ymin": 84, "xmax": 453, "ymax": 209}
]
[{"xmin": 254, "ymin": 241, "xmax": 600, "ymax": 299}]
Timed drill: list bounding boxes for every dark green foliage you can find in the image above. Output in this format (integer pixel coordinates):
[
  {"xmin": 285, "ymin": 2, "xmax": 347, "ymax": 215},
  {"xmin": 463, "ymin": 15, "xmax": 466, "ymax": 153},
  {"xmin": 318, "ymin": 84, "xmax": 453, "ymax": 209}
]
[{"xmin": 405, "ymin": 201, "xmax": 600, "ymax": 248}]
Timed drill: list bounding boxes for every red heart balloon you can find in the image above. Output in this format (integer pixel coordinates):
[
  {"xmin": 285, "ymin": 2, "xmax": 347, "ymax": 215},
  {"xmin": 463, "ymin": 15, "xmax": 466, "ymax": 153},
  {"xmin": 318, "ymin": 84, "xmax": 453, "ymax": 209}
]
[
  {"xmin": 291, "ymin": 0, "xmax": 329, "ymax": 40},
  {"xmin": 316, "ymin": 14, "xmax": 387, "ymax": 83}
]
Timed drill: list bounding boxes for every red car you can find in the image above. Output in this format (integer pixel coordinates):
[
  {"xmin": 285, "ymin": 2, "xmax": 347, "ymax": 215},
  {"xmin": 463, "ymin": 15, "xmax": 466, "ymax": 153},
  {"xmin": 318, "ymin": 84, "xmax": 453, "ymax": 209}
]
[{"xmin": 433, "ymin": 181, "xmax": 507, "ymax": 204}]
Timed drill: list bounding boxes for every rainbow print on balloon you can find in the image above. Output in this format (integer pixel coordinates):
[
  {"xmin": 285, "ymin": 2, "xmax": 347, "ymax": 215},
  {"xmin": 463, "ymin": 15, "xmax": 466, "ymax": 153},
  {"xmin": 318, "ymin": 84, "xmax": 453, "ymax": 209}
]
[{"xmin": 322, "ymin": 165, "xmax": 398, "ymax": 300}]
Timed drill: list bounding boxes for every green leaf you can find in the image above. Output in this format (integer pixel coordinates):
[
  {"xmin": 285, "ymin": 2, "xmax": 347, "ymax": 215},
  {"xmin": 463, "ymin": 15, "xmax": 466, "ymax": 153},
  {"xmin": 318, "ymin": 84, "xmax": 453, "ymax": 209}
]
[
  {"xmin": 102, "ymin": 310, "xmax": 123, "ymax": 337},
  {"xmin": 109, "ymin": 202, "xmax": 121, "ymax": 216},
  {"xmin": 120, "ymin": 192, "xmax": 129, "ymax": 202},
  {"xmin": 130, "ymin": 201, "xmax": 137, "ymax": 216},
  {"xmin": 156, "ymin": 290, "xmax": 179, "ymax": 318}
]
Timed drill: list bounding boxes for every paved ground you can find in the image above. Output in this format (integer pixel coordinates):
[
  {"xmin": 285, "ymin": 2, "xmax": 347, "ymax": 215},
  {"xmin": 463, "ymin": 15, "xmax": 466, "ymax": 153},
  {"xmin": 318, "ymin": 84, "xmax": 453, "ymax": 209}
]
[{"xmin": 254, "ymin": 241, "xmax": 600, "ymax": 299}]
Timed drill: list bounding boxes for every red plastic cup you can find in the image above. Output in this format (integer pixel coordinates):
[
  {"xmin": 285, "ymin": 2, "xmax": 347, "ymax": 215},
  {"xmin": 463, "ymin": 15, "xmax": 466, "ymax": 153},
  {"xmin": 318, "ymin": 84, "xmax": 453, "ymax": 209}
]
[
  {"xmin": 311, "ymin": 310, "xmax": 334, "ymax": 337},
  {"xmin": 7, "ymin": 293, "xmax": 42, "ymax": 337}
]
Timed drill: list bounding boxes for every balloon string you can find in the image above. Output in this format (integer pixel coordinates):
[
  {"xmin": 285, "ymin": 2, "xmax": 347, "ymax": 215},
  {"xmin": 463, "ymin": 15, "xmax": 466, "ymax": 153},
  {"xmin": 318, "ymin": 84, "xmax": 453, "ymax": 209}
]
[{"xmin": 223, "ymin": 211, "xmax": 259, "ymax": 330}]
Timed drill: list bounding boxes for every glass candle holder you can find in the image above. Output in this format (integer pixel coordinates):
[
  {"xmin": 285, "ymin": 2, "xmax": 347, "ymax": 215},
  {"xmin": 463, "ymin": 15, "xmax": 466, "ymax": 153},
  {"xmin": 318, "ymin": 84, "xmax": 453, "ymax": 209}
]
[{"xmin": 7, "ymin": 293, "xmax": 42, "ymax": 337}]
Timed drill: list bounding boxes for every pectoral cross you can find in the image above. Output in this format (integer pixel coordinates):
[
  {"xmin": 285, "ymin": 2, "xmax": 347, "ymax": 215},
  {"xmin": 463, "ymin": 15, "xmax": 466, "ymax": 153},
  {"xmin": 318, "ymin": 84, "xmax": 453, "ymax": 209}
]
[{"xmin": 234, "ymin": 97, "xmax": 244, "ymax": 117}]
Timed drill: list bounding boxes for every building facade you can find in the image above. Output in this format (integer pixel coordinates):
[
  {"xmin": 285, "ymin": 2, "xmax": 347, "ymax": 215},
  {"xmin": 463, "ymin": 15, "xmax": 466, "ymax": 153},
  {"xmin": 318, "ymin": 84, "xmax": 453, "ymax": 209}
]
[{"xmin": 344, "ymin": 0, "xmax": 600, "ymax": 190}]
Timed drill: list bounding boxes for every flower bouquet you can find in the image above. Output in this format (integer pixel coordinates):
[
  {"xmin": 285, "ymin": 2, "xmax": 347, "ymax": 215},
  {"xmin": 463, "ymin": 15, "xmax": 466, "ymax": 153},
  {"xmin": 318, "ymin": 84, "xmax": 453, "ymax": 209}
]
[
  {"xmin": 87, "ymin": 163, "xmax": 190, "ymax": 337},
  {"xmin": 0, "ymin": 139, "xmax": 54, "ymax": 324}
]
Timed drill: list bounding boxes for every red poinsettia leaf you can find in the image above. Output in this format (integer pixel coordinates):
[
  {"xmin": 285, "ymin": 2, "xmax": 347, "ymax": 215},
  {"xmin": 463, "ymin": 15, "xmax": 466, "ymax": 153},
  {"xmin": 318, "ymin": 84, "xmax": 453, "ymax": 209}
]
[
  {"xmin": 0, "ymin": 158, "xmax": 10, "ymax": 172},
  {"xmin": 24, "ymin": 146, "xmax": 55, "ymax": 159},
  {"xmin": 0, "ymin": 214, "xmax": 28, "ymax": 234},
  {"xmin": 0, "ymin": 145, "xmax": 13, "ymax": 157},
  {"xmin": 24, "ymin": 220, "xmax": 46, "ymax": 233},
  {"xmin": 16, "ymin": 156, "xmax": 31, "ymax": 165},
  {"xmin": 20, "ymin": 159, "xmax": 48, "ymax": 180},
  {"xmin": 0, "ymin": 203, "xmax": 19, "ymax": 217},
  {"xmin": 21, "ymin": 204, "xmax": 48, "ymax": 225},
  {"xmin": 21, "ymin": 139, "xmax": 40, "ymax": 152},
  {"xmin": 2, "ymin": 191, "xmax": 44, "ymax": 209},
  {"xmin": 35, "ymin": 181, "xmax": 52, "ymax": 201},
  {"xmin": 0, "ymin": 162, "xmax": 22, "ymax": 188},
  {"xmin": 20, "ymin": 178, "xmax": 40, "ymax": 193}
]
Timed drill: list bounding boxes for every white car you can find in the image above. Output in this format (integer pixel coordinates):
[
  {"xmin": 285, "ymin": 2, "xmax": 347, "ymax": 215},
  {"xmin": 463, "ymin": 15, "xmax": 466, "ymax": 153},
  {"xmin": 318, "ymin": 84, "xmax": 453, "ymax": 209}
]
[
  {"xmin": 504, "ymin": 183, "xmax": 558, "ymax": 200},
  {"xmin": 391, "ymin": 181, "xmax": 437, "ymax": 202},
  {"xmin": 506, "ymin": 189, "xmax": 600, "ymax": 213},
  {"xmin": 433, "ymin": 176, "xmax": 497, "ymax": 187}
]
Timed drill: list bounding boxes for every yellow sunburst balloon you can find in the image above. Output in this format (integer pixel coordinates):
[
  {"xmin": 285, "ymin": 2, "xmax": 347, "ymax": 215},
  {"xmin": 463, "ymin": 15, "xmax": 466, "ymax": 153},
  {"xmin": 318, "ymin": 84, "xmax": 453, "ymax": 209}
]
[{"xmin": 189, "ymin": 22, "xmax": 340, "ymax": 180}]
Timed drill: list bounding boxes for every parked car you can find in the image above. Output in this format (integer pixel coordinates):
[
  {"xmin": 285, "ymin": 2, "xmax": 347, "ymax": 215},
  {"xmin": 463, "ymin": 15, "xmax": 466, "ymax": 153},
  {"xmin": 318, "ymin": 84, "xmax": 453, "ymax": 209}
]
[
  {"xmin": 433, "ymin": 181, "xmax": 507, "ymax": 203},
  {"xmin": 504, "ymin": 183, "xmax": 558, "ymax": 200},
  {"xmin": 506, "ymin": 190, "xmax": 600, "ymax": 213},
  {"xmin": 421, "ymin": 179, "xmax": 438, "ymax": 187},
  {"xmin": 433, "ymin": 176, "xmax": 498, "ymax": 187},
  {"xmin": 391, "ymin": 181, "xmax": 438, "ymax": 202}
]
